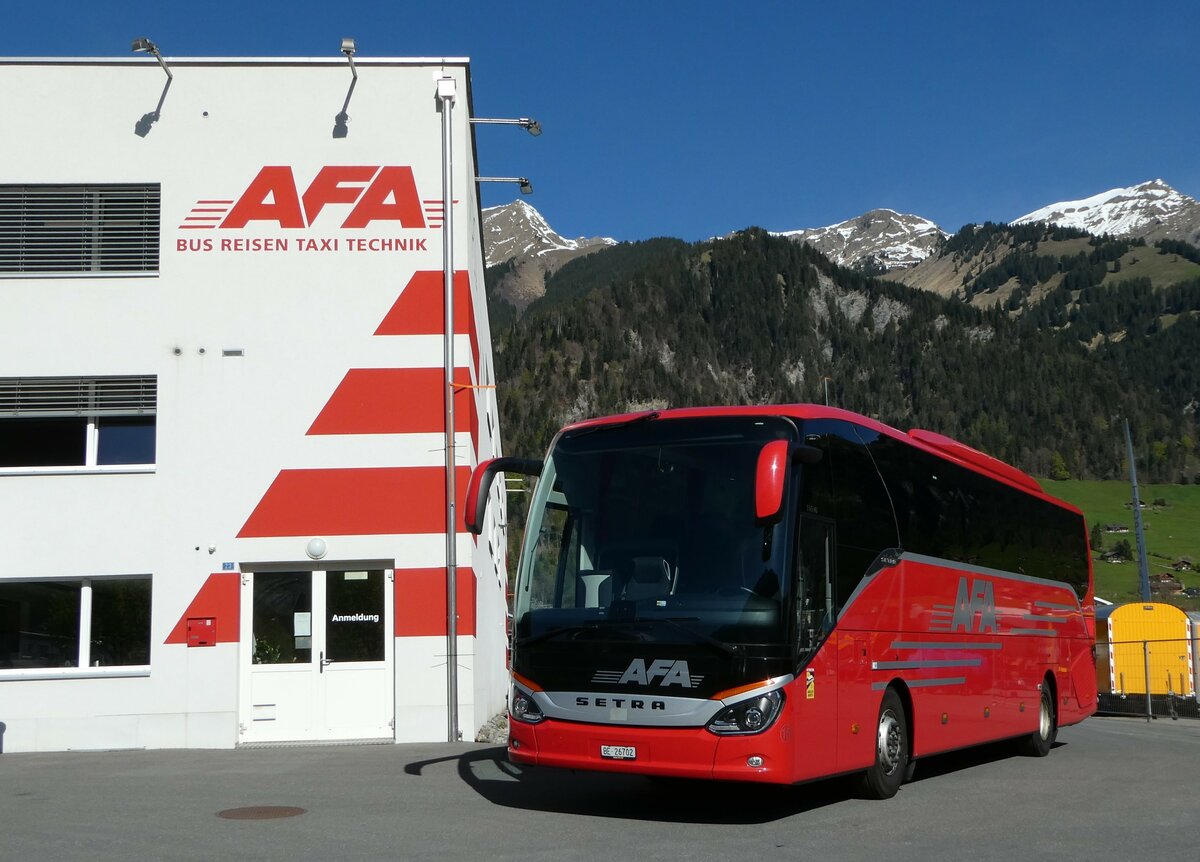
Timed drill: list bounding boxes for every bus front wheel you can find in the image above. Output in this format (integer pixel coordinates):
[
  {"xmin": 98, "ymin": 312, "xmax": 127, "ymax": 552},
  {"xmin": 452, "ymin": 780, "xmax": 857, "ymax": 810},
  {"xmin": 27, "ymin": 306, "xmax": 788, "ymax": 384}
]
[{"xmin": 861, "ymin": 687, "xmax": 908, "ymax": 799}]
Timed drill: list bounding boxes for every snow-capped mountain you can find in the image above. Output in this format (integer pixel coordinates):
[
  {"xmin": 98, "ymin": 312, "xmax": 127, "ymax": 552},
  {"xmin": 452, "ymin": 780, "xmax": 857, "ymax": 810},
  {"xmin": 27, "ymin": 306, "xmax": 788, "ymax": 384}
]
[
  {"xmin": 774, "ymin": 209, "xmax": 947, "ymax": 271},
  {"xmin": 482, "ymin": 200, "xmax": 618, "ymax": 311},
  {"xmin": 482, "ymin": 200, "xmax": 615, "ymax": 269},
  {"xmin": 482, "ymin": 179, "xmax": 1200, "ymax": 314},
  {"xmin": 1012, "ymin": 179, "xmax": 1200, "ymax": 245}
]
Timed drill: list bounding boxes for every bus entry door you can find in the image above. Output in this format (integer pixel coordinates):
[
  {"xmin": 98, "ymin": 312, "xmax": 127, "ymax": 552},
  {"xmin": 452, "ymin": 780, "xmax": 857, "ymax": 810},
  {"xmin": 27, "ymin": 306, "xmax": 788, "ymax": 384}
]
[{"xmin": 793, "ymin": 518, "xmax": 839, "ymax": 782}]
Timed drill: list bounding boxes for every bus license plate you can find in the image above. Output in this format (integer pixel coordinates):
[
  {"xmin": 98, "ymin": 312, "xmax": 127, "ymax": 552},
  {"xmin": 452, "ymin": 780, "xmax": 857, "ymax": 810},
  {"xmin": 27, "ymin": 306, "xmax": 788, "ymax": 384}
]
[{"xmin": 600, "ymin": 745, "xmax": 637, "ymax": 760}]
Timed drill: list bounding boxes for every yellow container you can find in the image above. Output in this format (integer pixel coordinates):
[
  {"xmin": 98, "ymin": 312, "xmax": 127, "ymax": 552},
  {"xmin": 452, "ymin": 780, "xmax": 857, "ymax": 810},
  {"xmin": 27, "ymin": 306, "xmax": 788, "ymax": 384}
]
[
  {"xmin": 1106, "ymin": 603, "xmax": 1194, "ymax": 696},
  {"xmin": 1192, "ymin": 614, "xmax": 1200, "ymax": 697}
]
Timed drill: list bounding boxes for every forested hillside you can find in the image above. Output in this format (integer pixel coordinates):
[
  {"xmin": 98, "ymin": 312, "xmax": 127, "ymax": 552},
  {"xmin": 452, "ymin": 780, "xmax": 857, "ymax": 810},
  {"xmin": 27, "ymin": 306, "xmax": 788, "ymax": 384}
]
[
  {"xmin": 489, "ymin": 227, "xmax": 1200, "ymax": 485},
  {"xmin": 889, "ymin": 222, "xmax": 1200, "ymax": 311}
]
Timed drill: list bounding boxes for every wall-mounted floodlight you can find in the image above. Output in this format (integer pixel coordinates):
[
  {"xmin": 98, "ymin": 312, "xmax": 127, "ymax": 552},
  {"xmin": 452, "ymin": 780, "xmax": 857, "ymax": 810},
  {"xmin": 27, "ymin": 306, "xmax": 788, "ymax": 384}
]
[
  {"xmin": 131, "ymin": 37, "xmax": 172, "ymax": 80},
  {"xmin": 341, "ymin": 37, "xmax": 358, "ymax": 80},
  {"xmin": 470, "ymin": 117, "xmax": 542, "ymax": 136},
  {"xmin": 477, "ymin": 176, "xmax": 533, "ymax": 195},
  {"xmin": 333, "ymin": 38, "xmax": 358, "ymax": 137}
]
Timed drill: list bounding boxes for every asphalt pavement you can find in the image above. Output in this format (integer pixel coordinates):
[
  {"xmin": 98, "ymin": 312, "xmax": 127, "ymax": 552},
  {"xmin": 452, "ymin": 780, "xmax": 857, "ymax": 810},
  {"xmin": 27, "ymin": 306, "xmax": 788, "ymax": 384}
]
[{"xmin": 2, "ymin": 716, "xmax": 1197, "ymax": 861}]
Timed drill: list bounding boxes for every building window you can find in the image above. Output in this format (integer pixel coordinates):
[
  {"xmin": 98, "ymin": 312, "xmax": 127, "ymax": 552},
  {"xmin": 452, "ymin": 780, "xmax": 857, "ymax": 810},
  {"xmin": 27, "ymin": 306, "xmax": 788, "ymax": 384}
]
[
  {"xmin": 0, "ymin": 184, "xmax": 160, "ymax": 276},
  {"xmin": 0, "ymin": 376, "xmax": 156, "ymax": 470},
  {"xmin": 0, "ymin": 576, "xmax": 152, "ymax": 670}
]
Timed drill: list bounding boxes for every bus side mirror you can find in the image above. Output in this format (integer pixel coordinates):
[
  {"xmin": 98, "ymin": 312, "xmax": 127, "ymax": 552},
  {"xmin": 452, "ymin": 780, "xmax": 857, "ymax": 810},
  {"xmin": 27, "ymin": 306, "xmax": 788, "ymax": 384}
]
[
  {"xmin": 755, "ymin": 440, "xmax": 789, "ymax": 521},
  {"xmin": 465, "ymin": 456, "xmax": 543, "ymax": 535},
  {"xmin": 755, "ymin": 441, "xmax": 821, "ymax": 522}
]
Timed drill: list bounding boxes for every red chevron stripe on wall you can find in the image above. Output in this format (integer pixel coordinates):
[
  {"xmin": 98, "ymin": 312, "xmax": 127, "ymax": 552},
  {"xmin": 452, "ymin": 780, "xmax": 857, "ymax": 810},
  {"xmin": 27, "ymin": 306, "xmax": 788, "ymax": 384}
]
[
  {"xmin": 307, "ymin": 366, "xmax": 473, "ymax": 436},
  {"xmin": 163, "ymin": 572, "xmax": 240, "ymax": 644},
  {"xmin": 375, "ymin": 270, "xmax": 480, "ymax": 378},
  {"xmin": 237, "ymin": 466, "xmax": 472, "ymax": 538},
  {"xmin": 237, "ymin": 267, "xmax": 481, "ymax": 540},
  {"xmin": 394, "ymin": 566, "xmax": 477, "ymax": 637}
]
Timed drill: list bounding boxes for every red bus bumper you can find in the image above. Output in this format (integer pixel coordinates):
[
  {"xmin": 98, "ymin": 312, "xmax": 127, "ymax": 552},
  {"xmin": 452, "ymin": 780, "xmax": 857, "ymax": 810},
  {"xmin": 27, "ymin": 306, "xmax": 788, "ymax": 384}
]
[{"xmin": 508, "ymin": 716, "xmax": 795, "ymax": 784}]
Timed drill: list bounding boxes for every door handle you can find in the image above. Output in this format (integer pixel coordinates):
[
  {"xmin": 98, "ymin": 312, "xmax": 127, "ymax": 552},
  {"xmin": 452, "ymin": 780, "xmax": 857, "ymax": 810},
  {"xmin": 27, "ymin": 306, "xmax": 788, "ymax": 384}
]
[{"xmin": 320, "ymin": 651, "xmax": 332, "ymax": 673}]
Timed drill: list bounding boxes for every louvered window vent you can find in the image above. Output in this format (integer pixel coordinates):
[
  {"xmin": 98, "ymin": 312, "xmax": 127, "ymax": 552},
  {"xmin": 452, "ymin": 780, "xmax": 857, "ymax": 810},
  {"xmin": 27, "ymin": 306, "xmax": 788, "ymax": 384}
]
[
  {"xmin": 0, "ymin": 184, "xmax": 160, "ymax": 275},
  {"xmin": 0, "ymin": 376, "xmax": 157, "ymax": 417}
]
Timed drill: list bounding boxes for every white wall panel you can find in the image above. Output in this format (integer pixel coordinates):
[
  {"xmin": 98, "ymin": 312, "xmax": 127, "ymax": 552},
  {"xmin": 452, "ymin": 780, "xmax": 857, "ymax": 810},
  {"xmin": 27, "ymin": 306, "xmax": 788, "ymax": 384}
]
[{"xmin": 0, "ymin": 59, "xmax": 506, "ymax": 751}]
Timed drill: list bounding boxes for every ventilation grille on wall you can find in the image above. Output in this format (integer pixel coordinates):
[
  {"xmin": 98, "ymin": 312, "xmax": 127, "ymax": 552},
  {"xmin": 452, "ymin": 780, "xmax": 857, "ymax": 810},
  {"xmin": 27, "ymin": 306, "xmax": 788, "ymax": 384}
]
[
  {"xmin": 0, "ymin": 184, "xmax": 161, "ymax": 275},
  {"xmin": 0, "ymin": 376, "xmax": 157, "ymax": 417}
]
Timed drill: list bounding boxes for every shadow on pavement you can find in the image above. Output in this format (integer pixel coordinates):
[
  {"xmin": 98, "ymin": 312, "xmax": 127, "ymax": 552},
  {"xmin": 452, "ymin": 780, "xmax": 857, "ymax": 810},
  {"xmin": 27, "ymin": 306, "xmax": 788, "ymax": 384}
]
[
  {"xmin": 405, "ymin": 747, "xmax": 860, "ymax": 823},
  {"xmin": 403, "ymin": 738, "xmax": 1059, "ymax": 824},
  {"xmin": 909, "ymin": 737, "xmax": 1066, "ymax": 783}
]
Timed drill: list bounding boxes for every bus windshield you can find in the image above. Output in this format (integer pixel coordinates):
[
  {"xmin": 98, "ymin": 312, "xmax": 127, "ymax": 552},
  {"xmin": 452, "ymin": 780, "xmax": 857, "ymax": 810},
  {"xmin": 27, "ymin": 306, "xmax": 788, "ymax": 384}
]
[{"xmin": 512, "ymin": 415, "xmax": 797, "ymax": 651}]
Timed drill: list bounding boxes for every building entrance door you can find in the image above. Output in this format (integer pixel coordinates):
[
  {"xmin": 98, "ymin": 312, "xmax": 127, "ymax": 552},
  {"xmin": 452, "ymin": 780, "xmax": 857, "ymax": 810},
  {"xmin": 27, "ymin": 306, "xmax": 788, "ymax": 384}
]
[{"xmin": 239, "ymin": 568, "xmax": 394, "ymax": 744}]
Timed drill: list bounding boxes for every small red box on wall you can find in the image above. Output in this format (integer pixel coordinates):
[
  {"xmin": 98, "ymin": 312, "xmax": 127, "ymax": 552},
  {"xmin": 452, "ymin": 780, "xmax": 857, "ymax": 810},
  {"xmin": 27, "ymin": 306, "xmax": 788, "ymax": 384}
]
[{"xmin": 187, "ymin": 617, "xmax": 216, "ymax": 647}]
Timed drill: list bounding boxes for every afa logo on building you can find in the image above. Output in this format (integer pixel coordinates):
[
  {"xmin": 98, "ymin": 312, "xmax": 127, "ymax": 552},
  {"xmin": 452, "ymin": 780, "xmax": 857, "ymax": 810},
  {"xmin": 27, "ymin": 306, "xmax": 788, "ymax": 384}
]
[
  {"xmin": 176, "ymin": 166, "xmax": 446, "ymax": 254},
  {"xmin": 179, "ymin": 165, "xmax": 447, "ymax": 231}
]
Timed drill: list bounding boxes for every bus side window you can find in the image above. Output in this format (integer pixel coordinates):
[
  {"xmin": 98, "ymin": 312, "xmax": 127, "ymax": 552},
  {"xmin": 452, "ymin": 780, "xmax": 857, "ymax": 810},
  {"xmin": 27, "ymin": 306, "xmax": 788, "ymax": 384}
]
[
  {"xmin": 832, "ymin": 422, "xmax": 899, "ymax": 607},
  {"xmin": 556, "ymin": 512, "xmax": 584, "ymax": 607},
  {"xmin": 530, "ymin": 505, "xmax": 581, "ymax": 609}
]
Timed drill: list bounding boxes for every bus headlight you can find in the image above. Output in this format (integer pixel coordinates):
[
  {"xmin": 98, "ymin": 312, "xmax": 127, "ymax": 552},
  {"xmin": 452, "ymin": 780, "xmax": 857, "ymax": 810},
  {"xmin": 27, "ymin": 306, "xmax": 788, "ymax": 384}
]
[
  {"xmin": 510, "ymin": 688, "xmax": 545, "ymax": 724},
  {"xmin": 706, "ymin": 690, "xmax": 784, "ymax": 735}
]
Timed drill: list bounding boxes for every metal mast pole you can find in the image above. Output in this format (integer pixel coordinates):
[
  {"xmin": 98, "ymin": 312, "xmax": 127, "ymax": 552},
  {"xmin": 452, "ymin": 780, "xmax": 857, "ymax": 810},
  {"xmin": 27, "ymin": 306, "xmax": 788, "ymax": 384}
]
[
  {"xmin": 1124, "ymin": 419, "xmax": 1151, "ymax": 601},
  {"xmin": 437, "ymin": 74, "xmax": 460, "ymax": 741}
]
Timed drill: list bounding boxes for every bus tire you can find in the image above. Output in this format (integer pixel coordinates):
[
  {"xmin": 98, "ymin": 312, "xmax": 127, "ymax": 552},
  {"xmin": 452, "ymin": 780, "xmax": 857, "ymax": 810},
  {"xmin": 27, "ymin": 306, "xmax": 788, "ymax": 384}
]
[
  {"xmin": 860, "ymin": 687, "xmax": 908, "ymax": 799},
  {"xmin": 1020, "ymin": 682, "xmax": 1056, "ymax": 757}
]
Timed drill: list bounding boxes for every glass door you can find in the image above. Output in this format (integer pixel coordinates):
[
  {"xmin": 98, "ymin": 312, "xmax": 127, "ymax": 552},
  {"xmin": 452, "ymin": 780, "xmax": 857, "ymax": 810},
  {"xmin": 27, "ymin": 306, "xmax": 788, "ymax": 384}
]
[
  {"xmin": 240, "ymin": 568, "xmax": 393, "ymax": 743},
  {"xmin": 319, "ymin": 569, "xmax": 393, "ymax": 738},
  {"xmin": 796, "ymin": 518, "xmax": 835, "ymax": 655},
  {"xmin": 253, "ymin": 572, "xmax": 313, "ymax": 666}
]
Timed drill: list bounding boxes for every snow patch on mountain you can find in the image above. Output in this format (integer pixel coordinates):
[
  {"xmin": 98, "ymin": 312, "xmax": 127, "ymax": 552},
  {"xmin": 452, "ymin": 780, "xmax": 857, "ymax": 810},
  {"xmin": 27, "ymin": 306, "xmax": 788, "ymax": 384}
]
[
  {"xmin": 774, "ymin": 209, "xmax": 948, "ymax": 271},
  {"xmin": 1012, "ymin": 179, "xmax": 1198, "ymax": 239},
  {"xmin": 482, "ymin": 200, "xmax": 616, "ymax": 268}
]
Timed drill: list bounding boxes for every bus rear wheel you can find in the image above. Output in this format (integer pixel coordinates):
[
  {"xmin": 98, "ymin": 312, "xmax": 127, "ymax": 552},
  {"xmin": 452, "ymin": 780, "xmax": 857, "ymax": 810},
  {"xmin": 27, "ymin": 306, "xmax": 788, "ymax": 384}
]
[
  {"xmin": 860, "ymin": 687, "xmax": 908, "ymax": 799},
  {"xmin": 1020, "ymin": 682, "xmax": 1056, "ymax": 757}
]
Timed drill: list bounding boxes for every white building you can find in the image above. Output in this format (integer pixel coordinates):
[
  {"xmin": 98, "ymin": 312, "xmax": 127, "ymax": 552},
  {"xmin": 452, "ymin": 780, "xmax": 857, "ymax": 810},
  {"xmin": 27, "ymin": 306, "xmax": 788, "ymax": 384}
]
[{"xmin": 0, "ymin": 55, "xmax": 510, "ymax": 752}]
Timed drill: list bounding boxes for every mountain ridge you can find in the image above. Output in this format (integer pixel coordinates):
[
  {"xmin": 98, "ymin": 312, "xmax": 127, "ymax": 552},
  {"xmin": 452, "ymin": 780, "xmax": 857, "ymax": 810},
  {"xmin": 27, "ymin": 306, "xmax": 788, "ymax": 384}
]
[
  {"xmin": 481, "ymin": 200, "xmax": 616, "ymax": 311},
  {"xmin": 1012, "ymin": 179, "xmax": 1200, "ymax": 247},
  {"xmin": 773, "ymin": 208, "xmax": 946, "ymax": 272},
  {"xmin": 482, "ymin": 180, "xmax": 1200, "ymax": 283}
]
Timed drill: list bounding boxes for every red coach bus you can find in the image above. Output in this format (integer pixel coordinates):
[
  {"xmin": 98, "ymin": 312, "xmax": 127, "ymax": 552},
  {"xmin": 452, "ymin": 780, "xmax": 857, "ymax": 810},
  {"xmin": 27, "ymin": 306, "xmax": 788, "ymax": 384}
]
[{"xmin": 466, "ymin": 406, "xmax": 1096, "ymax": 798}]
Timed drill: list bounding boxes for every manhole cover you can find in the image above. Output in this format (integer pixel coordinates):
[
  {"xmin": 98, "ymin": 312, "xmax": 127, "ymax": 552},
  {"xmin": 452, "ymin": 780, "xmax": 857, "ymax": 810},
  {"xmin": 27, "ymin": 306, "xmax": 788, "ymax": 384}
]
[{"xmin": 217, "ymin": 806, "xmax": 306, "ymax": 820}]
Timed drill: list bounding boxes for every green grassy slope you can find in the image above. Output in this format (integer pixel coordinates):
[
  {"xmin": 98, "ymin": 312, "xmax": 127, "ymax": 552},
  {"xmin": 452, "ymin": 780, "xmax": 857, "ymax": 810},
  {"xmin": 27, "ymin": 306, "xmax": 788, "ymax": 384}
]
[
  {"xmin": 1099, "ymin": 249, "xmax": 1200, "ymax": 289},
  {"xmin": 1040, "ymin": 479, "xmax": 1200, "ymax": 606}
]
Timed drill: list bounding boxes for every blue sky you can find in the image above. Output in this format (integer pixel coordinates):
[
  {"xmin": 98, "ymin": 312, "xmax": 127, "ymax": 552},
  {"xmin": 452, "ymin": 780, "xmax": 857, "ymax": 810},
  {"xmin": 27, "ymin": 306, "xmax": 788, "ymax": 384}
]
[{"xmin": 5, "ymin": 1, "xmax": 1198, "ymax": 242}]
